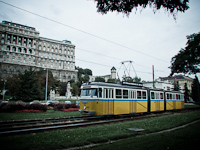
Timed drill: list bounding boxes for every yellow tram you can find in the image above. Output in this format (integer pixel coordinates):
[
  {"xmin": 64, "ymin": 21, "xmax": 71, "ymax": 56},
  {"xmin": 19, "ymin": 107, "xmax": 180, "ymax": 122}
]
[{"xmin": 79, "ymin": 82, "xmax": 184, "ymax": 116}]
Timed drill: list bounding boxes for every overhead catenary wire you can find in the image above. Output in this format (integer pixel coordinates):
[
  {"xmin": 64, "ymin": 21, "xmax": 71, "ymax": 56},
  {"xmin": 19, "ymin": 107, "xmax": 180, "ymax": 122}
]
[
  {"xmin": 76, "ymin": 48, "xmax": 170, "ymax": 74},
  {"xmin": 0, "ymin": 0, "xmax": 170, "ymax": 79},
  {"xmin": 0, "ymin": 0, "xmax": 169, "ymax": 64},
  {"xmin": 76, "ymin": 58, "xmax": 164, "ymax": 78}
]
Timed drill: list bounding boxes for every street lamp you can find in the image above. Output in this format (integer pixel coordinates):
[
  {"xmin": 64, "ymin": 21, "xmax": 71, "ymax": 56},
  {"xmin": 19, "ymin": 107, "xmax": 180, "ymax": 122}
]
[
  {"xmin": 2, "ymin": 80, "xmax": 7, "ymax": 101},
  {"xmin": 45, "ymin": 69, "xmax": 48, "ymax": 102}
]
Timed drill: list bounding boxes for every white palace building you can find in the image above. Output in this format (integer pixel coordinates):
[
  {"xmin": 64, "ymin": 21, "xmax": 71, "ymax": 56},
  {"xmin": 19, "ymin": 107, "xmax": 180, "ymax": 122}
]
[{"xmin": 0, "ymin": 21, "xmax": 77, "ymax": 82}]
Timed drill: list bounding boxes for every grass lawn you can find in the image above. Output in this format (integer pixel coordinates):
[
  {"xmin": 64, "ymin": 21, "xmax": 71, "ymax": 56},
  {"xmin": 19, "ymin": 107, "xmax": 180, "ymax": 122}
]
[
  {"xmin": 184, "ymin": 103, "xmax": 200, "ymax": 109},
  {"xmin": 0, "ymin": 110, "xmax": 81, "ymax": 122},
  {"xmin": 89, "ymin": 120, "xmax": 200, "ymax": 150},
  {"xmin": 0, "ymin": 110, "xmax": 200, "ymax": 150}
]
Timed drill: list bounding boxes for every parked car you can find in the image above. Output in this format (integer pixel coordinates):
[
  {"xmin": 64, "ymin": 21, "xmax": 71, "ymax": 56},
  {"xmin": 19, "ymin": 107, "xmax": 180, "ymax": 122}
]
[
  {"xmin": 65, "ymin": 101, "xmax": 71, "ymax": 104},
  {"xmin": 46, "ymin": 100, "xmax": 59, "ymax": 105},
  {"xmin": 30, "ymin": 100, "xmax": 41, "ymax": 104},
  {"xmin": 0, "ymin": 100, "xmax": 9, "ymax": 105}
]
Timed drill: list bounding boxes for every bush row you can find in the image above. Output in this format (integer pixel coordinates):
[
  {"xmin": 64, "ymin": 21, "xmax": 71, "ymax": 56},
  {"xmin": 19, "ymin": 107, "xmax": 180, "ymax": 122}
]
[
  {"xmin": 53, "ymin": 103, "xmax": 78, "ymax": 111},
  {"xmin": 0, "ymin": 102, "xmax": 79, "ymax": 112},
  {"xmin": 0, "ymin": 102, "xmax": 47, "ymax": 112}
]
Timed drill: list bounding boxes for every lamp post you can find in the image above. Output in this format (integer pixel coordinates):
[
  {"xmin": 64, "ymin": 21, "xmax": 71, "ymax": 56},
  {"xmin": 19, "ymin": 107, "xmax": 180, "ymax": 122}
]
[
  {"xmin": 2, "ymin": 80, "xmax": 7, "ymax": 101},
  {"xmin": 45, "ymin": 69, "xmax": 48, "ymax": 102}
]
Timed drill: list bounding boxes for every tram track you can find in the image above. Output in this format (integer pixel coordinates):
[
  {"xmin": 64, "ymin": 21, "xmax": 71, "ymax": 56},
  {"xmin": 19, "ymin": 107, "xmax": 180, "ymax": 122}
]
[{"xmin": 0, "ymin": 107, "xmax": 199, "ymax": 136}]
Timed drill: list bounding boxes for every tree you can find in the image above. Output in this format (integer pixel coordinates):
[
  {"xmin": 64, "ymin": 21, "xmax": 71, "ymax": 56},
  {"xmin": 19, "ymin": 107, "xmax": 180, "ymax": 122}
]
[
  {"xmin": 191, "ymin": 75, "xmax": 200, "ymax": 102},
  {"xmin": 133, "ymin": 76, "xmax": 142, "ymax": 83},
  {"xmin": 6, "ymin": 74, "xmax": 21, "ymax": 98},
  {"xmin": 123, "ymin": 76, "xmax": 133, "ymax": 82},
  {"xmin": 84, "ymin": 69, "xmax": 92, "ymax": 76},
  {"xmin": 76, "ymin": 67, "xmax": 92, "ymax": 82},
  {"xmin": 71, "ymin": 82, "xmax": 80, "ymax": 96},
  {"xmin": 107, "ymin": 78, "xmax": 116, "ymax": 83},
  {"xmin": 95, "ymin": 76, "xmax": 105, "ymax": 82},
  {"xmin": 170, "ymin": 32, "xmax": 200, "ymax": 76},
  {"xmin": 173, "ymin": 81, "xmax": 180, "ymax": 91},
  {"xmin": 184, "ymin": 83, "xmax": 190, "ymax": 103},
  {"xmin": 17, "ymin": 69, "xmax": 43, "ymax": 101},
  {"xmin": 95, "ymin": 0, "xmax": 189, "ymax": 19}
]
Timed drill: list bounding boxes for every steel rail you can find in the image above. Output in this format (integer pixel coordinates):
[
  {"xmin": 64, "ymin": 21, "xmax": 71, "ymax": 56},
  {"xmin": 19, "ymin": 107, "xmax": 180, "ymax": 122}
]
[{"xmin": 0, "ymin": 107, "xmax": 199, "ymax": 136}]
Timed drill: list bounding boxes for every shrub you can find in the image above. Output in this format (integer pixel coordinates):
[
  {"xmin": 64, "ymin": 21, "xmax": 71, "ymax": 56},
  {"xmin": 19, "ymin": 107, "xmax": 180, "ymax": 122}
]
[
  {"xmin": 0, "ymin": 101, "xmax": 26, "ymax": 112},
  {"xmin": 27, "ymin": 103, "xmax": 47, "ymax": 111},
  {"xmin": 53, "ymin": 103, "xmax": 65, "ymax": 110},
  {"xmin": 53, "ymin": 103, "xmax": 78, "ymax": 111},
  {"xmin": 0, "ymin": 102, "xmax": 47, "ymax": 112}
]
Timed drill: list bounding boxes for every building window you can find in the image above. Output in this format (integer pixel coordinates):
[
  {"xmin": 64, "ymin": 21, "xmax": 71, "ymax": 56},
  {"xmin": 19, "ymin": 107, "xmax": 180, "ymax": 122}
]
[
  {"xmin": 1, "ymin": 39, "xmax": 4, "ymax": 44},
  {"xmin": 23, "ymin": 48, "xmax": 27, "ymax": 53},
  {"xmin": 18, "ymin": 47, "xmax": 21, "ymax": 52},
  {"xmin": 29, "ymin": 49, "xmax": 32, "ymax": 54},
  {"xmin": 6, "ymin": 46, "xmax": 10, "ymax": 51},
  {"xmin": 12, "ymin": 47, "xmax": 16, "ymax": 52}
]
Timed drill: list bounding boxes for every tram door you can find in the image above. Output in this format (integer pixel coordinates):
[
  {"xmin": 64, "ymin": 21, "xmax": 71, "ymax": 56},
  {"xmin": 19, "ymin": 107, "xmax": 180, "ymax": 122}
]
[
  {"xmin": 103, "ymin": 88, "xmax": 114, "ymax": 115},
  {"xmin": 173, "ymin": 94, "xmax": 176, "ymax": 110},
  {"xmin": 155, "ymin": 93, "xmax": 160, "ymax": 111},
  {"xmin": 129, "ymin": 90, "xmax": 136, "ymax": 113}
]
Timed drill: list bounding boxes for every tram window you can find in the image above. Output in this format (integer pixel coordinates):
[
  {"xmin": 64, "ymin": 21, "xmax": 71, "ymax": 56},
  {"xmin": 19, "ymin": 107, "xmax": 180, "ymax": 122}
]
[
  {"xmin": 156, "ymin": 93, "xmax": 159, "ymax": 99},
  {"xmin": 133, "ymin": 91, "xmax": 135, "ymax": 99},
  {"xmin": 151, "ymin": 92, "xmax": 155, "ymax": 99},
  {"xmin": 176, "ymin": 94, "xmax": 180, "ymax": 100},
  {"xmin": 181, "ymin": 94, "xmax": 184, "ymax": 100},
  {"xmin": 105, "ymin": 89, "xmax": 108, "ymax": 98},
  {"xmin": 129, "ymin": 91, "xmax": 132, "ymax": 99},
  {"xmin": 170, "ymin": 94, "xmax": 172, "ymax": 100},
  {"xmin": 172, "ymin": 94, "xmax": 175, "ymax": 100},
  {"xmin": 81, "ymin": 89, "xmax": 97, "ymax": 97},
  {"xmin": 142, "ymin": 91, "xmax": 147, "ymax": 99},
  {"xmin": 98, "ymin": 88, "xmax": 102, "ymax": 98},
  {"xmin": 137, "ymin": 91, "xmax": 142, "ymax": 99},
  {"xmin": 116, "ymin": 89, "xmax": 122, "ymax": 98},
  {"xmin": 123, "ymin": 90, "xmax": 128, "ymax": 99},
  {"xmin": 160, "ymin": 93, "xmax": 164, "ymax": 99},
  {"xmin": 166, "ymin": 93, "xmax": 169, "ymax": 99},
  {"xmin": 110, "ymin": 89, "xmax": 113, "ymax": 98}
]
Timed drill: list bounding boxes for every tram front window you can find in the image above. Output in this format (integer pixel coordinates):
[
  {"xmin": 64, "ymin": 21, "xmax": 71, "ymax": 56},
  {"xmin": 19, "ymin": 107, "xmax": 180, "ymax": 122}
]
[{"xmin": 81, "ymin": 89, "xmax": 97, "ymax": 97}]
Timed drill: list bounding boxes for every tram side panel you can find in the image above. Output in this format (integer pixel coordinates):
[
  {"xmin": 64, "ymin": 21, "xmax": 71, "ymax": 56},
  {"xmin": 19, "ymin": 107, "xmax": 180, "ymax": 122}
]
[
  {"xmin": 150, "ymin": 90, "xmax": 165, "ymax": 112},
  {"xmin": 165, "ymin": 92, "xmax": 184, "ymax": 111},
  {"xmin": 129, "ymin": 90, "xmax": 148, "ymax": 114},
  {"xmin": 80, "ymin": 98, "xmax": 96, "ymax": 115}
]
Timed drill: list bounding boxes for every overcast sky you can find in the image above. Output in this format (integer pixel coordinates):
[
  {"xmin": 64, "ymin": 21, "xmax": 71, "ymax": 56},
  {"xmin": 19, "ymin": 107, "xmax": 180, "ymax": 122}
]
[{"xmin": 0, "ymin": 0, "xmax": 199, "ymax": 81}]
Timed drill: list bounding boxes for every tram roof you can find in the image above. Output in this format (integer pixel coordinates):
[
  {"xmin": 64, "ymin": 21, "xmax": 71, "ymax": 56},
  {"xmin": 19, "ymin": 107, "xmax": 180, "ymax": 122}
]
[
  {"xmin": 81, "ymin": 82, "xmax": 147, "ymax": 90},
  {"xmin": 81, "ymin": 82, "xmax": 183, "ymax": 94}
]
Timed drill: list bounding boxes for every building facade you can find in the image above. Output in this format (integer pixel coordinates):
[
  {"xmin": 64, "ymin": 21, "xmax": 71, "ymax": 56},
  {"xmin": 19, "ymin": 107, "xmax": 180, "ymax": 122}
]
[
  {"xmin": 0, "ymin": 21, "xmax": 77, "ymax": 82},
  {"xmin": 143, "ymin": 81, "xmax": 174, "ymax": 91},
  {"xmin": 89, "ymin": 66, "xmax": 116, "ymax": 82},
  {"xmin": 158, "ymin": 75, "xmax": 193, "ymax": 93}
]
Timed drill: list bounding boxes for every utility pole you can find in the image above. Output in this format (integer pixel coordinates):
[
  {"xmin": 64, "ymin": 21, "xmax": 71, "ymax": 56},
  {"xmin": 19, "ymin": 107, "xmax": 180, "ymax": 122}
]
[{"xmin": 152, "ymin": 65, "xmax": 155, "ymax": 88}]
